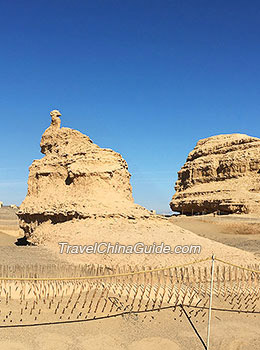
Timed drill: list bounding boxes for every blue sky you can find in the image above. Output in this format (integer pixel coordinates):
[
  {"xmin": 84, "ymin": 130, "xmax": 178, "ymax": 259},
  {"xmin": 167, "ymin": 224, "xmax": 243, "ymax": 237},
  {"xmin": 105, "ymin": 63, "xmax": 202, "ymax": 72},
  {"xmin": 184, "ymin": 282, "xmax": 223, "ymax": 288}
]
[{"xmin": 0, "ymin": 0, "xmax": 260, "ymax": 212}]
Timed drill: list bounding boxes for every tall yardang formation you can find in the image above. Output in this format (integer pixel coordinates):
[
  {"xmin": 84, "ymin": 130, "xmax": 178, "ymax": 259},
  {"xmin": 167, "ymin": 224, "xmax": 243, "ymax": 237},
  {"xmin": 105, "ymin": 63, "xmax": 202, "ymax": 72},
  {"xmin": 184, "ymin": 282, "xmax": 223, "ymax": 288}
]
[
  {"xmin": 18, "ymin": 110, "xmax": 149, "ymax": 239},
  {"xmin": 170, "ymin": 134, "xmax": 260, "ymax": 215}
]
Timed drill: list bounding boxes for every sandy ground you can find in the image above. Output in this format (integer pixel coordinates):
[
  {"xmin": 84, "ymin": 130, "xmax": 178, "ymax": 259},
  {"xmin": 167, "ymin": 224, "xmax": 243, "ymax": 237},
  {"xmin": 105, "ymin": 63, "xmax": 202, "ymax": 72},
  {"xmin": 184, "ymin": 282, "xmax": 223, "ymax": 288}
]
[
  {"xmin": 24, "ymin": 215, "xmax": 260, "ymax": 269},
  {"xmin": 171, "ymin": 214, "xmax": 260, "ymax": 258},
  {"xmin": 0, "ymin": 207, "xmax": 20, "ymax": 246},
  {"xmin": 0, "ymin": 303, "xmax": 259, "ymax": 350},
  {"xmin": 0, "ymin": 207, "xmax": 66, "ymax": 265},
  {"xmin": 1, "ymin": 208, "xmax": 259, "ymax": 265},
  {"xmin": 0, "ymin": 231, "xmax": 17, "ymax": 246},
  {"xmin": 0, "ymin": 209, "xmax": 260, "ymax": 349}
]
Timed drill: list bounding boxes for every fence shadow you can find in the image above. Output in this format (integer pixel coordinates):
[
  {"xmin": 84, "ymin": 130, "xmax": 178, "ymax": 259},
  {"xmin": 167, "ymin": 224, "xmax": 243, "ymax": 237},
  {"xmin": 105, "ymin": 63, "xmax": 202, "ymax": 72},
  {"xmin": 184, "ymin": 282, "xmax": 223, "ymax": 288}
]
[{"xmin": 181, "ymin": 305, "xmax": 207, "ymax": 350}]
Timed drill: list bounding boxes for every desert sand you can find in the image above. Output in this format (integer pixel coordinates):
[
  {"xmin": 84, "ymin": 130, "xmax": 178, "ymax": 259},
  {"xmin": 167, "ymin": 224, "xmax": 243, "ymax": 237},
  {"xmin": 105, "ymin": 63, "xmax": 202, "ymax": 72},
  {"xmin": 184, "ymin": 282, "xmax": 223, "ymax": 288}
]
[
  {"xmin": 1, "ymin": 210, "xmax": 260, "ymax": 349},
  {"xmin": 0, "ymin": 206, "xmax": 20, "ymax": 246},
  {"xmin": 0, "ymin": 250, "xmax": 259, "ymax": 350},
  {"xmin": 171, "ymin": 214, "xmax": 260, "ymax": 258}
]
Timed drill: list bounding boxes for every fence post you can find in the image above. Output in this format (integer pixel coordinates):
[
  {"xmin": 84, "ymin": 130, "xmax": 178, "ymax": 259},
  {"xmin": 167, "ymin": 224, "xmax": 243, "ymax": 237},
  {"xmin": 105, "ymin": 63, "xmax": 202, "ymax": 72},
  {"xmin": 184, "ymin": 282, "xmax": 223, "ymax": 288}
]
[{"xmin": 206, "ymin": 254, "xmax": 215, "ymax": 350}]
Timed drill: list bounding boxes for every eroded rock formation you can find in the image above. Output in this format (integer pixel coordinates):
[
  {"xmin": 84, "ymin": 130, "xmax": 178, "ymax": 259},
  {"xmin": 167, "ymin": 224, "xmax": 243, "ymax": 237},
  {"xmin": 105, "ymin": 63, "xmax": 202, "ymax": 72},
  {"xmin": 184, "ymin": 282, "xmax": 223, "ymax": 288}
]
[
  {"xmin": 16, "ymin": 122, "xmax": 260, "ymax": 266},
  {"xmin": 18, "ymin": 110, "xmax": 149, "ymax": 238},
  {"xmin": 170, "ymin": 134, "xmax": 260, "ymax": 215}
]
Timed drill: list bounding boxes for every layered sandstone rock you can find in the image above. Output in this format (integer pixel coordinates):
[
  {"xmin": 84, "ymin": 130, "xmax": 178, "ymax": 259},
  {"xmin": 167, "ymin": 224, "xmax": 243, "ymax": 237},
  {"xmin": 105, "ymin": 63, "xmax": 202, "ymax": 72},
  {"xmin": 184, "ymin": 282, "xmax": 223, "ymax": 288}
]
[
  {"xmin": 170, "ymin": 134, "xmax": 260, "ymax": 215},
  {"xmin": 17, "ymin": 121, "xmax": 260, "ymax": 266},
  {"xmin": 18, "ymin": 110, "xmax": 149, "ymax": 238}
]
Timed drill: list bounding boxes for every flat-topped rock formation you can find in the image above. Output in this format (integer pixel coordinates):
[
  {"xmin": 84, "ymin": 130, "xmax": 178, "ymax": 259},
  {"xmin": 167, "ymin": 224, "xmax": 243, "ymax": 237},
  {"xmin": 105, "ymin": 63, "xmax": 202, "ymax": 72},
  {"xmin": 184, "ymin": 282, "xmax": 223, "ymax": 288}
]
[
  {"xmin": 170, "ymin": 133, "xmax": 260, "ymax": 215},
  {"xmin": 18, "ymin": 110, "xmax": 149, "ymax": 238}
]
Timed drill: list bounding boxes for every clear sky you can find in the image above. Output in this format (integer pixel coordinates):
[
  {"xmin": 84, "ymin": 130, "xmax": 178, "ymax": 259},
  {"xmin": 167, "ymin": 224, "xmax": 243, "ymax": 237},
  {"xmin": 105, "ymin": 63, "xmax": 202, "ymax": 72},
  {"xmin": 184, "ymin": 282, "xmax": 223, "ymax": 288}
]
[{"xmin": 0, "ymin": 0, "xmax": 260, "ymax": 213}]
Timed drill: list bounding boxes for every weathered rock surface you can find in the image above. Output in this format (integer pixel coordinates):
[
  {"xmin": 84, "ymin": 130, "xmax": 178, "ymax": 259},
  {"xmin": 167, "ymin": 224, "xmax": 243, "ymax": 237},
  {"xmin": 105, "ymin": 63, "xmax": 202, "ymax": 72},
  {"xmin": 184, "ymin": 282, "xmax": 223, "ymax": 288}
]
[
  {"xmin": 18, "ymin": 111, "xmax": 149, "ymax": 238},
  {"xmin": 17, "ymin": 122, "xmax": 260, "ymax": 266},
  {"xmin": 170, "ymin": 134, "xmax": 260, "ymax": 214}
]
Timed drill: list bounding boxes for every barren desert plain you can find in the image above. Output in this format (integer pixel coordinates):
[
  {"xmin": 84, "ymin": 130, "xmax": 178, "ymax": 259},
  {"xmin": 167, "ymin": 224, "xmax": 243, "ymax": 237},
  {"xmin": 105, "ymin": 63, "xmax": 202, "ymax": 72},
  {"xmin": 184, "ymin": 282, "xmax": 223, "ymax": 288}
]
[{"xmin": 1, "ymin": 207, "xmax": 260, "ymax": 350}]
